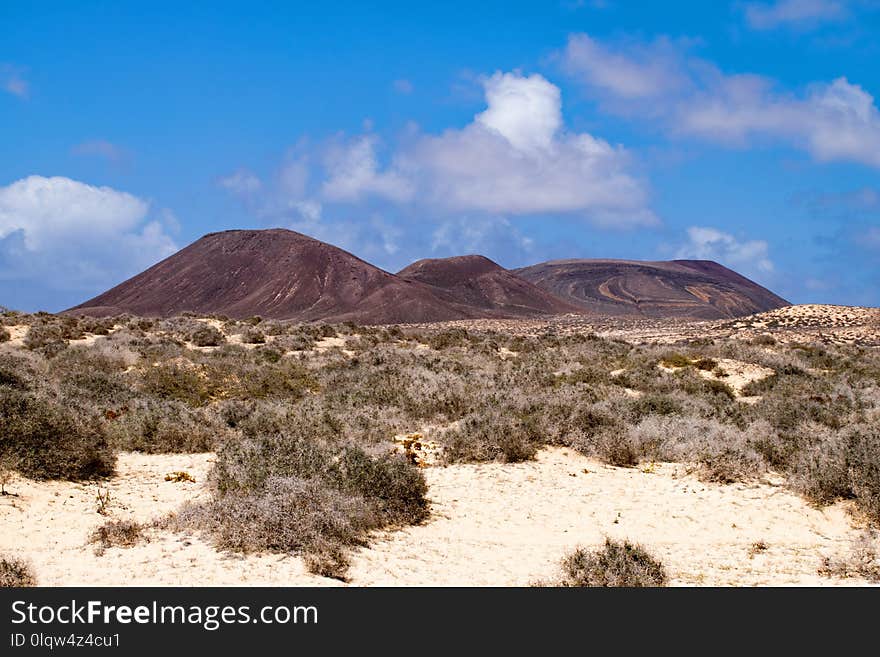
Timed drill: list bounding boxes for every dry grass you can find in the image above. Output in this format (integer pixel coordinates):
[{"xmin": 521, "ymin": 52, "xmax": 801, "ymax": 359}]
[
  {"xmin": 2, "ymin": 310, "xmax": 880, "ymax": 579},
  {"xmin": 550, "ymin": 538, "xmax": 667, "ymax": 587},
  {"xmin": 0, "ymin": 554, "xmax": 37, "ymax": 587},
  {"xmin": 90, "ymin": 519, "xmax": 148, "ymax": 555}
]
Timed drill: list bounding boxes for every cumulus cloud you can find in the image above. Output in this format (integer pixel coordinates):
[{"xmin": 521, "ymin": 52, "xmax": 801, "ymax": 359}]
[
  {"xmin": 403, "ymin": 72, "xmax": 656, "ymax": 225},
  {"xmin": 676, "ymin": 226, "xmax": 774, "ymax": 276},
  {"xmin": 560, "ymin": 32, "xmax": 880, "ymax": 168},
  {"xmin": 0, "ymin": 176, "xmax": 177, "ymax": 306},
  {"xmin": 321, "ymin": 135, "xmax": 414, "ymax": 203},
  {"xmin": 220, "ymin": 71, "xmax": 656, "ymax": 228},
  {"xmin": 742, "ymin": 0, "xmax": 849, "ymax": 30}
]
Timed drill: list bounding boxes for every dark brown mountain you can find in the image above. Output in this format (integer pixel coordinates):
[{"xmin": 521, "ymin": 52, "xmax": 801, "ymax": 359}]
[
  {"xmin": 68, "ymin": 229, "xmax": 788, "ymax": 323},
  {"xmin": 513, "ymin": 259, "xmax": 789, "ymax": 319},
  {"xmin": 397, "ymin": 255, "xmax": 583, "ymax": 317},
  {"xmin": 67, "ymin": 229, "xmax": 490, "ymax": 324}
]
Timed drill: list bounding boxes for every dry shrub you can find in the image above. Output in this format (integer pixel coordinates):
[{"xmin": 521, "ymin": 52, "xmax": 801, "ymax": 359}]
[
  {"xmin": 0, "ymin": 555, "xmax": 36, "ymax": 587},
  {"xmin": 0, "ymin": 391, "xmax": 115, "ymax": 480},
  {"xmin": 23, "ymin": 323, "xmax": 67, "ymax": 357},
  {"xmin": 441, "ymin": 411, "xmax": 539, "ymax": 463},
  {"xmin": 0, "ymin": 326, "xmax": 9, "ymax": 342},
  {"xmin": 659, "ymin": 352, "xmax": 691, "ymax": 368},
  {"xmin": 189, "ymin": 324, "xmax": 226, "ymax": 347},
  {"xmin": 819, "ymin": 530, "xmax": 880, "ymax": 582},
  {"xmin": 790, "ymin": 424, "xmax": 852, "ymax": 505},
  {"xmin": 106, "ymin": 402, "xmax": 226, "ymax": 453},
  {"xmin": 846, "ymin": 424, "xmax": 880, "ymax": 523},
  {"xmin": 791, "ymin": 423, "xmax": 880, "ymax": 522},
  {"xmin": 0, "ymin": 351, "xmax": 43, "ymax": 390},
  {"xmin": 555, "ymin": 539, "xmax": 667, "ymax": 587},
  {"xmin": 241, "ymin": 328, "xmax": 266, "ymax": 344},
  {"xmin": 141, "ymin": 361, "xmax": 214, "ymax": 406},
  {"xmin": 177, "ymin": 414, "xmax": 428, "ymax": 580},
  {"xmin": 575, "ymin": 414, "xmax": 766, "ymax": 481},
  {"xmin": 593, "ymin": 427, "xmax": 641, "ymax": 467},
  {"xmin": 90, "ymin": 519, "xmax": 147, "ymax": 554}
]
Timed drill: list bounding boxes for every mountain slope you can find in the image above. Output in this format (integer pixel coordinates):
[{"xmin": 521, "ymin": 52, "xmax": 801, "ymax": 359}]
[
  {"xmin": 513, "ymin": 258, "xmax": 789, "ymax": 319},
  {"xmin": 67, "ymin": 229, "xmax": 484, "ymax": 324},
  {"xmin": 397, "ymin": 255, "xmax": 582, "ymax": 317}
]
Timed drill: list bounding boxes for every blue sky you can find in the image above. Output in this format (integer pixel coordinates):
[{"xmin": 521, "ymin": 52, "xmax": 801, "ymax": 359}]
[{"xmin": 1, "ymin": 0, "xmax": 879, "ymax": 312}]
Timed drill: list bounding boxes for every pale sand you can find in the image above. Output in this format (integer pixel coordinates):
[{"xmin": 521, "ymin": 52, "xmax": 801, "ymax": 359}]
[{"xmin": 1, "ymin": 449, "xmax": 872, "ymax": 587}]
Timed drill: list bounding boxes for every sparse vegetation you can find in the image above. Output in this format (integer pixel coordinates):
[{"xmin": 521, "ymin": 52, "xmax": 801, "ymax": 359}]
[
  {"xmin": 189, "ymin": 324, "xmax": 226, "ymax": 347},
  {"xmin": 819, "ymin": 530, "xmax": 880, "ymax": 582},
  {"xmin": 3, "ymin": 309, "xmax": 880, "ymax": 580},
  {"xmin": 0, "ymin": 391, "xmax": 115, "ymax": 480},
  {"xmin": 90, "ymin": 519, "xmax": 147, "ymax": 554},
  {"xmin": 552, "ymin": 539, "xmax": 667, "ymax": 587},
  {"xmin": 0, "ymin": 554, "xmax": 36, "ymax": 587}
]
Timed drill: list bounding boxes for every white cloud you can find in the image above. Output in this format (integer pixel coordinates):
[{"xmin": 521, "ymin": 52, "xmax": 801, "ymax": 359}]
[
  {"xmin": 0, "ymin": 176, "xmax": 177, "ymax": 297},
  {"xmin": 561, "ymin": 34, "xmax": 690, "ymax": 100},
  {"xmin": 71, "ymin": 140, "xmax": 127, "ymax": 164},
  {"xmin": 676, "ymin": 226, "xmax": 774, "ymax": 275},
  {"xmin": 743, "ymin": 0, "xmax": 849, "ymax": 30},
  {"xmin": 561, "ymin": 32, "xmax": 880, "ymax": 168},
  {"xmin": 403, "ymin": 72, "xmax": 656, "ymax": 225},
  {"xmin": 218, "ymin": 169, "xmax": 262, "ymax": 196},
  {"xmin": 1, "ymin": 64, "xmax": 28, "ymax": 98},
  {"xmin": 431, "ymin": 216, "xmax": 535, "ymax": 264},
  {"xmin": 219, "ymin": 71, "xmax": 657, "ymax": 244},
  {"xmin": 321, "ymin": 135, "xmax": 414, "ymax": 203},
  {"xmin": 475, "ymin": 73, "xmax": 562, "ymax": 153}
]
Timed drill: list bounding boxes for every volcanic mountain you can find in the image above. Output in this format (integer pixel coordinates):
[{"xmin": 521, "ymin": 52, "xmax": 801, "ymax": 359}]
[
  {"xmin": 397, "ymin": 255, "xmax": 582, "ymax": 317},
  {"xmin": 68, "ymin": 229, "xmax": 490, "ymax": 324},
  {"xmin": 513, "ymin": 259, "xmax": 789, "ymax": 319},
  {"xmin": 68, "ymin": 229, "xmax": 788, "ymax": 323}
]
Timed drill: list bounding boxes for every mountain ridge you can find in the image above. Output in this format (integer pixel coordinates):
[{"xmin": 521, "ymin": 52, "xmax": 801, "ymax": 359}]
[{"xmin": 67, "ymin": 228, "xmax": 789, "ymax": 323}]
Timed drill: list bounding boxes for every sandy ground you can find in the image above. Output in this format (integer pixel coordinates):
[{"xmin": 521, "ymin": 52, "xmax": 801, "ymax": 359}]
[
  {"xmin": 1, "ymin": 448, "xmax": 871, "ymax": 587},
  {"xmin": 405, "ymin": 304, "xmax": 880, "ymax": 346}
]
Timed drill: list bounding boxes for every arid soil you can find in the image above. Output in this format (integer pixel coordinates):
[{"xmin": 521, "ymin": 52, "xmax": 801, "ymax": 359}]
[
  {"xmin": 406, "ymin": 304, "xmax": 880, "ymax": 347},
  {"xmin": 2, "ymin": 303, "xmax": 878, "ymax": 587},
  {"xmin": 1, "ymin": 449, "xmax": 871, "ymax": 587}
]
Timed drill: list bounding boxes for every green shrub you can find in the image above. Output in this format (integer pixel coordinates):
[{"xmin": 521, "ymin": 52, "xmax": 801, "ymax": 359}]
[{"xmin": 332, "ymin": 448, "xmax": 429, "ymax": 524}]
